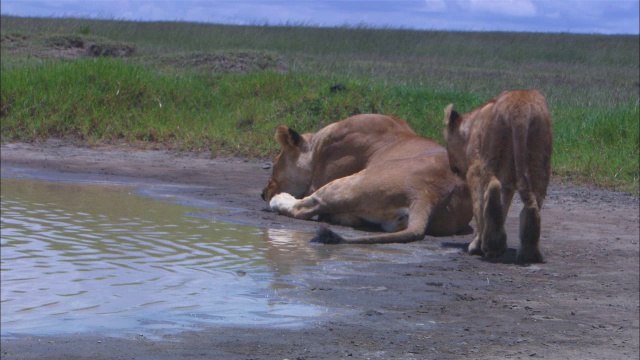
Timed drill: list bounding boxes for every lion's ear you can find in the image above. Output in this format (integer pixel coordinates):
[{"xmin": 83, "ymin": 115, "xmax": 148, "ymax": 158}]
[
  {"xmin": 444, "ymin": 104, "xmax": 461, "ymax": 130},
  {"xmin": 275, "ymin": 125, "xmax": 305, "ymax": 150}
]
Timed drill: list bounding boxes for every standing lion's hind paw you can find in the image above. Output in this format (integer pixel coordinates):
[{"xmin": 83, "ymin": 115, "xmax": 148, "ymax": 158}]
[{"xmin": 516, "ymin": 250, "xmax": 545, "ymax": 264}]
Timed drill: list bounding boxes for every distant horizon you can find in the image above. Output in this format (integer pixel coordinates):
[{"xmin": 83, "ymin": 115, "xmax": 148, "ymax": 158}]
[
  {"xmin": 2, "ymin": 13, "xmax": 638, "ymax": 37},
  {"xmin": 1, "ymin": 0, "xmax": 638, "ymax": 36}
]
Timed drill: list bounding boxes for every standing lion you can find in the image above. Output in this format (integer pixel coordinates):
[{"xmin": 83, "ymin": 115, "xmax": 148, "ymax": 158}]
[{"xmin": 443, "ymin": 90, "xmax": 553, "ymax": 263}]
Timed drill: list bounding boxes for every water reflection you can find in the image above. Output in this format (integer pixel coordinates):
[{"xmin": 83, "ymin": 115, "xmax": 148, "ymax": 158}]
[{"xmin": 1, "ymin": 178, "xmax": 322, "ymax": 337}]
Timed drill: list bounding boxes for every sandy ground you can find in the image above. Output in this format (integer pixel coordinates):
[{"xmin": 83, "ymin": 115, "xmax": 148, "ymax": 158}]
[{"xmin": 1, "ymin": 140, "xmax": 638, "ymax": 360}]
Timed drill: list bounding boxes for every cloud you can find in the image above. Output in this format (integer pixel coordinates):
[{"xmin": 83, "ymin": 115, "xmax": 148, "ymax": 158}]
[
  {"xmin": 424, "ymin": 0, "xmax": 447, "ymax": 12},
  {"xmin": 0, "ymin": 0, "xmax": 637, "ymax": 34},
  {"xmin": 464, "ymin": 0, "xmax": 537, "ymax": 17}
]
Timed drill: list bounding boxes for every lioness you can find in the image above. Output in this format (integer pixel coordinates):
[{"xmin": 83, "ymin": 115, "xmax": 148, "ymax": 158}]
[
  {"xmin": 261, "ymin": 114, "xmax": 472, "ymax": 244},
  {"xmin": 443, "ymin": 90, "xmax": 553, "ymax": 263}
]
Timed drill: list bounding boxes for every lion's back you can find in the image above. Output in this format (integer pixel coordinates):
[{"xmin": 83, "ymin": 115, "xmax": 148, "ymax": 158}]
[
  {"xmin": 308, "ymin": 114, "xmax": 431, "ymax": 191},
  {"xmin": 469, "ymin": 90, "xmax": 552, "ymax": 194}
]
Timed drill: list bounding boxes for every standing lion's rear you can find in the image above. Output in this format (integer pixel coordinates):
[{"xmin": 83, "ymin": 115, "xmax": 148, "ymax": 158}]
[
  {"xmin": 444, "ymin": 90, "xmax": 553, "ymax": 263},
  {"xmin": 491, "ymin": 90, "xmax": 553, "ymax": 206}
]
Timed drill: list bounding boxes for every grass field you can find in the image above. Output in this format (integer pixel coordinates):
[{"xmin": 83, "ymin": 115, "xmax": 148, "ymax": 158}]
[{"xmin": 1, "ymin": 16, "xmax": 638, "ymax": 194}]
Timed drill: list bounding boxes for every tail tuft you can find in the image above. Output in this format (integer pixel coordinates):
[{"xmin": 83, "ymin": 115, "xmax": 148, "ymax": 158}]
[{"xmin": 310, "ymin": 226, "xmax": 344, "ymax": 244}]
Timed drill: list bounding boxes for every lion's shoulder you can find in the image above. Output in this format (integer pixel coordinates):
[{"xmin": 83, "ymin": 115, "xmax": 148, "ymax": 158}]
[
  {"xmin": 316, "ymin": 114, "xmax": 413, "ymax": 138},
  {"xmin": 310, "ymin": 114, "xmax": 415, "ymax": 158}
]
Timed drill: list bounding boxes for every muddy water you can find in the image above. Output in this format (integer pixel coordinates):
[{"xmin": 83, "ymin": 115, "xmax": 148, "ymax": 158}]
[{"xmin": 1, "ymin": 178, "xmax": 330, "ymax": 338}]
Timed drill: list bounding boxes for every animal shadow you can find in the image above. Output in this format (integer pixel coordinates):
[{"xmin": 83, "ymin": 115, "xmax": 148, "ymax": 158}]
[
  {"xmin": 479, "ymin": 248, "xmax": 520, "ymax": 265},
  {"xmin": 440, "ymin": 241, "xmax": 468, "ymax": 251},
  {"xmin": 440, "ymin": 242, "xmax": 531, "ymax": 265}
]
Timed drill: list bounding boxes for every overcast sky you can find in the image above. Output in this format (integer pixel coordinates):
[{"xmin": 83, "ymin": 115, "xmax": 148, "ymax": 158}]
[{"xmin": 1, "ymin": 0, "xmax": 638, "ymax": 35}]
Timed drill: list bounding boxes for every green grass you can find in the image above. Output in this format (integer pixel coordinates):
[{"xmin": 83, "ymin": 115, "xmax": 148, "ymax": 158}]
[{"xmin": 1, "ymin": 16, "xmax": 638, "ymax": 194}]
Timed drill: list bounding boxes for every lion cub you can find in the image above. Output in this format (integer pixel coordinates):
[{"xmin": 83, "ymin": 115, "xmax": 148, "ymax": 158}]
[{"xmin": 444, "ymin": 90, "xmax": 553, "ymax": 263}]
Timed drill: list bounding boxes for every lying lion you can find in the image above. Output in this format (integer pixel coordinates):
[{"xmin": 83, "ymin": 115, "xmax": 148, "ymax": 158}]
[
  {"xmin": 261, "ymin": 114, "xmax": 472, "ymax": 244},
  {"xmin": 444, "ymin": 90, "xmax": 553, "ymax": 263}
]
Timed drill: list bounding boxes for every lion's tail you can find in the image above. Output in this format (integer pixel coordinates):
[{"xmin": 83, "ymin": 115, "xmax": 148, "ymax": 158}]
[
  {"xmin": 310, "ymin": 226, "xmax": 346, "ymax": 244},
  {"xmin": 511, "ymin": 116, "xmax": 536, "ymax": 209},
  {"xmin": 310, "ymin": 206, "xmax": 430, "ymax": 245},
  {"xmin": 310, "ymin": 225, "xmax": 426, "ymax": 245}
]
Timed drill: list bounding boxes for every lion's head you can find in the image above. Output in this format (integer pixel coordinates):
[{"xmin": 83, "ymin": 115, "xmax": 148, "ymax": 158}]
[
  {"xmin": 261, "ymin": 125, "xmax": 313, "ymax": 202},
  {"xmin": 443, "ymin": 104, "xmax": 468, "ymax": 177}
]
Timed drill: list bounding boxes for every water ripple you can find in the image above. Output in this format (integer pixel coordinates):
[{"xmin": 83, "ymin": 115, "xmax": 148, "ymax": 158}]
[{"xmin": 1, "ymin": 178, "xmax": 321, "ymax": 337}]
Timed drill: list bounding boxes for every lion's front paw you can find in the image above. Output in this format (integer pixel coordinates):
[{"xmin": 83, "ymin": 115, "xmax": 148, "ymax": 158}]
[
  {"xmin": 269, "ymin": 192, "xmax": 296, "ymax": 214},
  {"xmin": 468, "ymin": 235, "xmax": 483, "ymax": 255}
]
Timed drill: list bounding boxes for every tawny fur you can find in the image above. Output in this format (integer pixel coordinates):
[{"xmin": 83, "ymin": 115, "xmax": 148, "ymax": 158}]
[
  {"xmin": 443, "ymin": 90, "xmax": 553, "ymax": 263},
  {"xmin": 261, "ymin": 114, "xmax": 473, "ymax": 244}
]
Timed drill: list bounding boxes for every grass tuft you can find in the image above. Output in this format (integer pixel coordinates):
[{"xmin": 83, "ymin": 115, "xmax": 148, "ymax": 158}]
[{"xmin": 1, "ymin": 16, "xmax": 638, "ymax": 194}]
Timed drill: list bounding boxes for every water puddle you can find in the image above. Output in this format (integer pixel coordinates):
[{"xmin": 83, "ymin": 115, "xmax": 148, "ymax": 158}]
[
  {"xmin": 1, "ymin": 178, "xmax": 329, "ymax": 338},
  {"xmin": 1, "ymin": 173, "xmax": 427, "ymax": 339}
]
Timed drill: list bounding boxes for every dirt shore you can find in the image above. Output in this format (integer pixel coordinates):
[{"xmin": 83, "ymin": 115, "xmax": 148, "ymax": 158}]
[{"xmin": 1, "ymin": 140, "xmax": 638, "ymax": 360}]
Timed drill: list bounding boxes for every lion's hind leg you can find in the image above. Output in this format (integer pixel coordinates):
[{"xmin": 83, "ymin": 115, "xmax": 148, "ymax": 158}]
[
  {"xmin": 516, "ymin": 142, "xmax": 550, "ymax": 264},
  {"xmin": 466, "ymin": 166, "xmax": 485, "ymax": 256},
  {"xmin": 517, "ymin": 202, "xmax": 543, "ymax": 263},
  {"xmin": 480, "ymin": 178, "xmax": 507, "ymax": 259}
]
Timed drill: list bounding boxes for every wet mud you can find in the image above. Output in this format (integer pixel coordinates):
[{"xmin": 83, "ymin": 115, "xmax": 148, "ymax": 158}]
[{"xmin": 1, "ymin": 140, "xmax": 638, "ymax": 360}]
